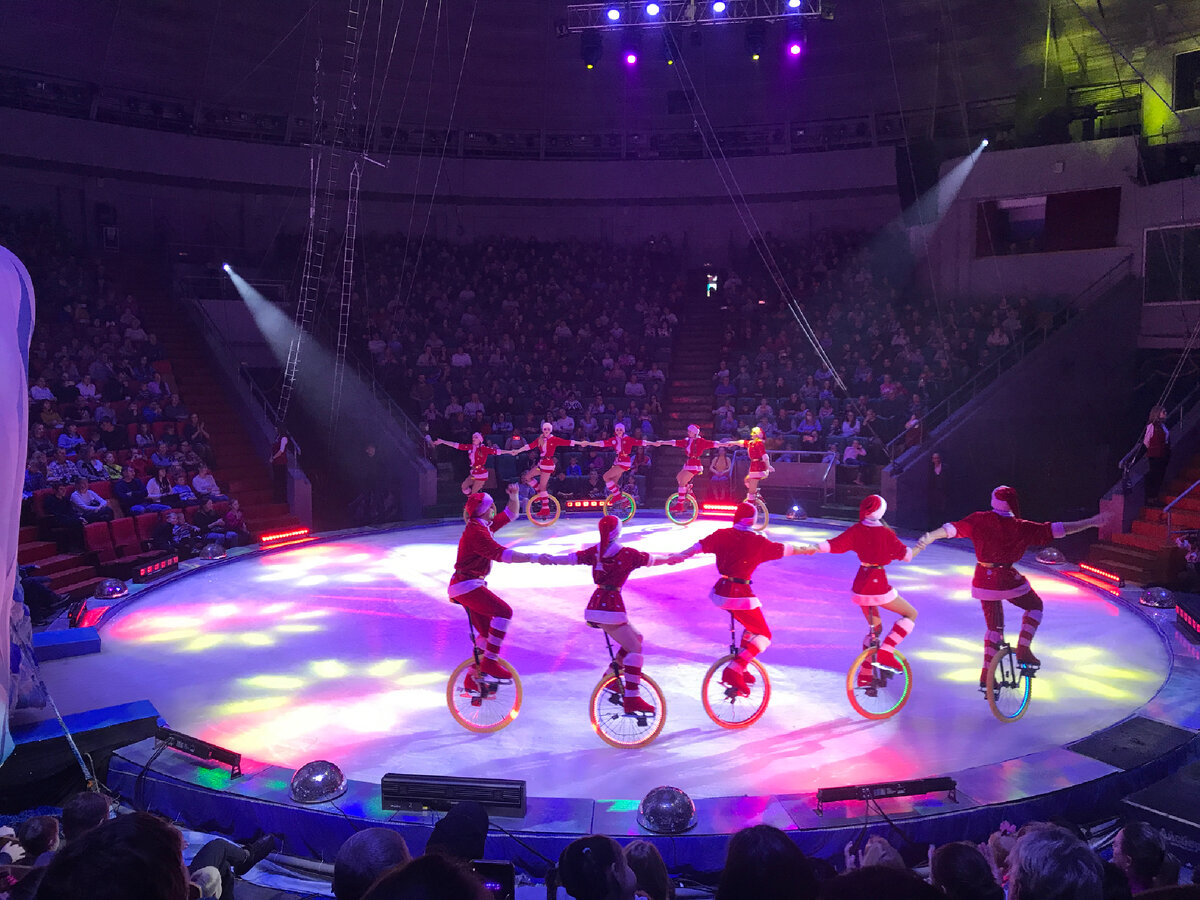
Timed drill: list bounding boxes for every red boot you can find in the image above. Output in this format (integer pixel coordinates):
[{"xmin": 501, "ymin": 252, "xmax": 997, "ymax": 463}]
[
  {"xmin": 721, "ymin": 665, "xmax": 750, "ymax": 697},
  {"xmin": 623, "ymin": 694, "xmax": 656, "ymax": 715},
  {"xmin": 1016, "ymin": 646, "xmax": 1041, "ymax": 667},
  {"xmin": 480, "ymin": 657, "xmax": 510, "ymax": 679},
  {"xmin": 875, "ymin": 649, "xmax": 901, "ymax": 672},
  {"xmin": 463, "ymin": 669, "xmax": 481, "ymax": 694}
]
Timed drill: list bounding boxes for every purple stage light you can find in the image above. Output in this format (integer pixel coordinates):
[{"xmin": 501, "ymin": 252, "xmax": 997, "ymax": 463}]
[
  {"xmin": 607, "ymin": 7, "xmax": 621, "ymax": 21},
  {"xmin": 625, "ymin": 52, "xmax": 638, "ymax": 65}
]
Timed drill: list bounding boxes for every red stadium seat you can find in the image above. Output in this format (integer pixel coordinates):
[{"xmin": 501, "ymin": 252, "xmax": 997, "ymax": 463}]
[
  {"xmin": 134, "ymin": 512, "xmax": 163, "ymax": 544},
  {"xmin": 109, "ymin": 517, "xmax": 145, "ymax": 556},
  {"xmin": 83, "ymin": 522, "xmax": 118, "ymax": 565},
  {"xmin": 151, "ymin": 422, "xmax": 168, "ymax": 439},
  {"xmin": 32, "ymin": 488, "xmax": 54, "ymax": 520},
  {"xmin": 89, "ymin": 481, "xmax": 113, "ymax": 500}
]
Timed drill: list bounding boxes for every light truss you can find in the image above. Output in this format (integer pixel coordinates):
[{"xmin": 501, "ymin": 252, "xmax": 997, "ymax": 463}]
[{"xmin": 564, "ymin": 0, "xmax": 822, "ymax": 33}]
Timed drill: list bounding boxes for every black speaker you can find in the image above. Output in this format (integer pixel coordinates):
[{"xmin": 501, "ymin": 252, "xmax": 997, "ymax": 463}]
[{"xmin": 381, "ymin": 773, "xmax": 526, "ymax": 818}]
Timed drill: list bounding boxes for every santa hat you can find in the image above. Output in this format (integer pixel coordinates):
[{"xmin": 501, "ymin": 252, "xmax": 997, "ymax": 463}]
[
  {"xmin": 471, "ymin": 432, "xmax": 483, "ymax": 442},
  {"xmin": 598, "ymin": 514, "xmax": 622, "ymax": 555},
  {"xmin": 859, "ymin": 494, "xmax": 887, "ymax": 523},
  {"xmin": 687, "ymin": 423, "xmax": 700, "ymax": 435},
  {"xmin": 991, "ymin": 485, "xmax": 1020, "ymax": 518},
  {"xmin": 464, "ymin": 492, "xmax": 494, "ymax": 519},
  {"xmin": 733, "ymin": 501, "xmax": 758, "ymax": 528}
]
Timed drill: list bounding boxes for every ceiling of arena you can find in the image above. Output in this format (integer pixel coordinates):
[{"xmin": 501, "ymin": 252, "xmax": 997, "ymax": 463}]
[{"xmin": 3, "ymin": 0, "xmax": 1198, "ymax": 131}]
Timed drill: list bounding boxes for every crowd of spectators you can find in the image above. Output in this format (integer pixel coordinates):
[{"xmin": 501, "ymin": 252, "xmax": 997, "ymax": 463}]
[
  {"xmin": 327, "ymin": 235, "xmax": 683, "ymax": 495},
  {"xmin": 711, "ymin": 229, "xmax": 1049, "ymax": 471},
  {"xmin": 9, "ymin": 208, "xmax": 250, "ymax": 556},
  {"xmin": 1, "ymin": 795, "xmax": 1193, "ymax": 900}
]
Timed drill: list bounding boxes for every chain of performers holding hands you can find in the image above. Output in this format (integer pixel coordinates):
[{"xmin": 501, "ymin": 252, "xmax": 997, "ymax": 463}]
[{"xmin": 439, "ymin": 421, "xmax": 1105, "ymax": 725}]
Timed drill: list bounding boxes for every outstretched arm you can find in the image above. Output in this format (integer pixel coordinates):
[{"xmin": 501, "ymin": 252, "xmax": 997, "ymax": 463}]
[
  {"xmin": 666, "ymin": 543, "xmax": 705, "ymax": 564},
  {"xmin": 504, "ymin": 483, "xmax": 520, "ymax": 520},
  {"xmin": 1061, "ymin": 512, "xmax": 1106, "ymax": 536},
  {"xmin": 916, "ymin": 525, "xmax": 951, "ymax": 550},
  {"xmin": 782, "ymin": 543, "xmax": 818, "ymax": 556},
  {"xmin": 535, "ymin": 551, "xmax": 581, "ymax": 565}
]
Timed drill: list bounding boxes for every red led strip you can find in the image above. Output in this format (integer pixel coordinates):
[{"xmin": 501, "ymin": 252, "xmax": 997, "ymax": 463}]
[
  {"xmin": 1063, "ymin": 570, "xmax": 1120, "ymax": 596},
  {"xmin": 260, "ymin": 527, "xmax": 311, "ymax": 543},
  {"xmin": 1078, "ymin": 562, "xmax": 1123, "ymax": 585}
]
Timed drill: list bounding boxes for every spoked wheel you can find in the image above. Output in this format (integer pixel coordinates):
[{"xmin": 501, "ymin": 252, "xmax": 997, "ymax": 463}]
[
  {"xmin": 446, "ymin": 657, "xmax": 523, "ymax": 733},
  {"xmin": 701, "ymin": 654, "xmax": 771, "ymax": 728},
  {"xmin": 525, "ymin": 494, "xmax": 561, "ymax": 527},
  {"xmin": 986, "ymin": 647, "xmax": 1033, "ymax": 722},
  {"xmin": 589, "ymin": 673, "xmax": 667, "ymax": 748},
  {"xmin": 750, "ymin": 497, "xmax": 769, "ymax": 532},
  {"xmin": 665, "ymin": 492, "xmax": 699, "ymax": 525},
  {"xmin": 603, "ymin": 491, "xmax": 637, "ymax": 523},
  {"xmin": 845, "ymin": 648, "xmax": 912, "ymax": 720}
]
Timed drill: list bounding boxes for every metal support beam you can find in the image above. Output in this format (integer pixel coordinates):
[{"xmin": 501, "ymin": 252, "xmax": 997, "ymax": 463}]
[{"xmin": 564, "ymin": 0, "xmax": 821, "ymax": 33}]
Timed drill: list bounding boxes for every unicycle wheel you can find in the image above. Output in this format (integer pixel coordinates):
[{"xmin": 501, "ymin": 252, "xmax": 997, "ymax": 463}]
[
  {"xmin": 525, "ymin": 494, "xmax": 561, "ymax": 527},
  {"xmin": 447, "ymin": 657, "xmax": 523, "ymax": 733},
  {"xmin": 750, "ymin": 497, "xmax": 769, "ymax": 531},
  {"xmin": 602, "ymin": 491, "xmax": 637, "ymax": 523},
  {"xmin": 665, "ymin": 492, "xmax": 699, "ymax": 525},
  {"xmin": 845, "ymin": 647, "xmax": 912, "ymax": 720},
  {"xmin": 701, "ymin": 654, "xmax": 770, "ymax": 729},
  {"xmin": 589, "ymin": 673, "xmax": 667, "ymax": 748},
  {"xmin": 986, "ymin": 647, "xmax": 1033, "ymax": 722}
]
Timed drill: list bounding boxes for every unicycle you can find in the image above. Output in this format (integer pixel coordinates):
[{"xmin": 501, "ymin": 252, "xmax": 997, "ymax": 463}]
[
  {"xmin": 701, "ymin": 613, "xmax": 771, "ymax": 729},
  {"xmin": 589, "ymin": 634, "xmax": 667, "ymax": 749},
  {"xmin": 665, "ymin": 491, "xmax": 699, "ymax": 525},
  {"xmin": 985, "ymin": 641, "xmax": 1034, "ymax": 722},
  {"xmin": 526, "ymin": 493, "xmax": 561, "ymax": 527},
  {"xmin": 446, "ymin": 611, "xmax": 523, "ymax": 733},
  {"xmin": 846, "ymin": 636, "xmax": 912, "ymax": 720},
  {"xmin": 603, "ymin": 490, "xmax": 637, "ymax": 523},
  {"xmin": 747, "ymin": 494, "xmax": 769, "ymax": 532}
]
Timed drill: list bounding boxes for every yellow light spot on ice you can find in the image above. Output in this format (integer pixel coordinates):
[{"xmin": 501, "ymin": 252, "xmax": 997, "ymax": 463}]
[
  {"xmin": 1075, "ymin": 664, "xmax": 1155, "ymax": 682},
  {"xmin": 394, "ymin": 672, "xmax": 447, "ymax": 687},
  {"xmin": 367, "ymin": 659, "xmax": 408, "ymax": 677},
  {"xmin": 260, "ymin": 603, "xmax": 293, "ymax": 615},
  {"xmin": 184, "ymin": 635, "xmax": 223, "ymax": 652},
  {"xmin": 940, "ymin": 668, "xmax": 985, "ymax": 684},
  {"xmin": 1060, "ymin": 673, "xmax": 1132, "ymax": 700},
  {"xmin": 1048, "ymin": 646, "xmax": 1102, "ymax": 662},
  {"xmin": 311, "ymin": 659, "xmax": 349, "ymax": 678},
  {"xmin": 938, "ymin": 636, "xmax": 981, "ymax": 652},
  {"xmin": 240, "ymin": 633, "xmax": 275, "ymax": 647},
  {"xmin": 275, "ymin": 623, "xmax": 322, "ymax": 634},
  {"xmin": 912, "ymin": 651, "xmax": 974, "ymax": 664},
  {"xmin": 140, "ymin": 630, "xmax": 193, "ymax": 644},
  {"xmin": 214, "ymin": 695, "xmax": 291, "ymax": 716},
  {"xmin": 241, "ymin": 674, "xmax": 305, "ymax": 690}
]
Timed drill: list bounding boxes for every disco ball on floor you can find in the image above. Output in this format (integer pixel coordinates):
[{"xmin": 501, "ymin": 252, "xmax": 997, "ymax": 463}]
[
  {"xmin": 93, "ymin": 578, "xmax": 129, "ymax": 600},
  {"xmin": 201, "ymin": 543, "xmax": 227, "ymax": 560},
  {"xmin": 637, "ymin": 785, "xmax": 696, "ymax": 834},
  {"xmin": 1035, "ymin": 547, "xmax": 1065, "ymax": 564},
  {"xmin": 1140, "ymin": 587, "xmax": 1175, "ymax": 608},
  {"xmin": 289, "ymin": 760, "xmax": 347, "ymax": 804}
]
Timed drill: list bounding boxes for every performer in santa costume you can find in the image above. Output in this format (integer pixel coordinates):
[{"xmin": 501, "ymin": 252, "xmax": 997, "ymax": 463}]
[
  {"xmin": 428, "ymin": 432, "xmax": 515, "ymax": 495},
  {"xmin": 668, "ymin": 500, "xmax": 815, "ymax": 696},
  {"xmin": 536, "ymin": 515, "xmax": 672, "ymax": 714},
  {"xmin": 809, "ymin": 495, "xmax": 918, "ymax": 672},
  {"xmin": 523, "ymin": 421, "xmax": 583, "ymax": 509},
  {"xmin": 584, "ymin": 422, "xmax": 655, "ymax": 501},
  {"xmin": 661, "ymin": 424, "xmax": 736, "ymax": 501},
  {"xmin": 916, "ymin": 485, "xmax": 1104, "ymax": 686},
  {"xmin": 449, "ymin": 484, "xmax": 540, "ymax": 692},
  {"xmin": 731, "ymin": 426, "xmax": 773, "ymax": 501}
]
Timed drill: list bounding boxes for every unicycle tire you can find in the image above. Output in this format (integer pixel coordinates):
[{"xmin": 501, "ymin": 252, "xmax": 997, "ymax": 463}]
[
  {"xmin": 603, "ymin": 491, "xmax": 637, "ymax": 523},
  {"xmin": 986, "ymin": 647, "xmax": 1033, "ymax": 722},
  {"xmin": 525, "ymin": 494, "xmax": 561, "ymax": 527},
  {"xmin": 447, "ymin": 657, "xmax": 523, "ymax": 733},
  {"xmin": 845, "ymin": 648, "xmax": 912, "ymax": 720},
  {"xmin": 665, "ymin": 492, "xmax": 699, "ymax": 525},
  {"xmin": 589, "ymin": 673, "xmax": 667, "ymax": 748},
  {"xmin": 701, "ymin": 654, "xmax": 770, "ymax": 729}
]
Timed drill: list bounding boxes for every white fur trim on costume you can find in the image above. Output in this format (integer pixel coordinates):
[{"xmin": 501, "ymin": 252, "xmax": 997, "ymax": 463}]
[
  {"xmin": 852, "ymin": 587, "xmax": 898, "ymax": 606},
  {"xmin": 861, "ymin": 518, "xmax": 883, "ymax": 527},
  {"xmin": 710, "ymin": 590, "xmax": 762, "ymax": 610},
  {"xmin": 499, "ymin": 549, "xmax": 514, "ymax": 563},
  {"xmin": 1051, "ymin": 522, "xmax": 1066, "ymax": 539},
  {"xmin": 943, "ymin": 522, "xmax": 958, "ymax": 538},
  {"xmin": 902, "ymin": 547, "xmax": 913, "ymax": 562},
  {"xmin": 817, "ymin": 540, "xmax": 831, "ymax": 553},
  {"xmin": 584, "ymin": 609, "xmax": 629, "ymax": 625},
  {"xmin": 448, "ymin": 579, "xmax": 486, "ymax": 598},
  {"xmin": 971, "ymin": 581, "xmax": 1033, "ymax": 602}
]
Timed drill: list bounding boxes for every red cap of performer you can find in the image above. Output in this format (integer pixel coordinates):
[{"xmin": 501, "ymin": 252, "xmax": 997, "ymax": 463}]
[
  {"xmin": 859, "ymin": 494, "xmax": 887, "ymax": 522},
  {"xmin": 733, "ymin": 501, "xmax": 757, "ymax": 527},
  {"xmin": 991, "ymin": 485, "xmax": 1020, "ymax": 518},
  {"xmin": 598, "ymin": 514, "xmax": 621, "ymax": 554},
  {"xmin": 464, "ymin": 492, "xmax": 494, "ymax": 520}
]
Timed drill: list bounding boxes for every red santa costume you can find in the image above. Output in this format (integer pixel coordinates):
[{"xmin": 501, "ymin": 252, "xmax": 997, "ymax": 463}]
[
  {"xmin": 539, "ymin": 515, "xmax": 669, "ymax": 714},
  {"xmin": 448, "ymin": 492, "xmax": 533, "ymax": 685},
  {"xmin": 814, "ymin": 495, "xmax": 916, "ymax": 670},
  {"xmin": 746, "ymin": 438, "xmax": 768, "ymax": 475},
  {"xmin": 666, "ymin": 425, "xmax": 722, "ymax": 490},
  {"xmin": 530, "ymin": 430, "xmax": 574, "ymax": 474},
  {"xmin": 940, "ymin": 485, "xmax": 1065, "ymax": 679},
  {"xmin": 446, "ymin": 436, "xmax": 500, "ymax": 483},
  {"xmin": 673, "ymin": 500, "xmax": 806, "ymax": 695}
]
